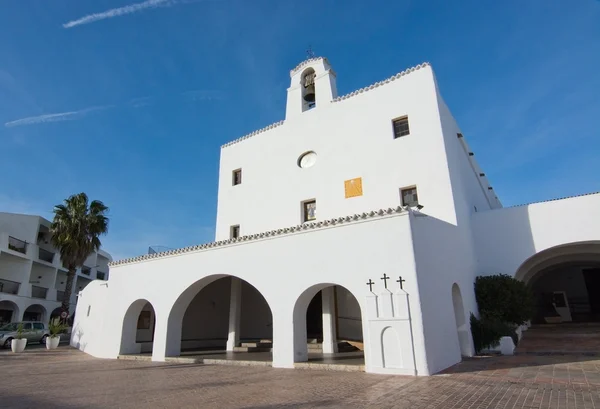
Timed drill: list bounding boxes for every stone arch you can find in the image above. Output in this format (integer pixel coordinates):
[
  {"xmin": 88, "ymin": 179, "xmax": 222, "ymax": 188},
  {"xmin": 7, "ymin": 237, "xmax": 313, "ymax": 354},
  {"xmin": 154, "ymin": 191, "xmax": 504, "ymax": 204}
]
[
  {"xmin": 23, "ymin": 304, "xmax": 47, "ymax": 323},
  {"xmin": 120, "ymin": 299, "xmax": 157, "ymax": 355},
  {"xmin": 515, "ymin": 241, "xmax": 600, "ymax": 284},
  {"xmin": 0, "ymin": 300, "xmax": 20, "ymax": 324},
  {"xmin": 381, "ymin": 326, "xmax": 402, "ymax": 368},
  {"xmin": 163, "ymin": 275, "xmax": 273, "ymax": 358},
  {"xmin": 292, "ymin": 283, "xmax": 365, "ymax": 362},
  {"xmin": 514, "ymin": 241, "xmax": 600, "ymax": 323},
  {"xmin": 50, "ymin": 307, "xmax": 62, "ymax": 322},
  {"xmin": 451, "ymin": 283, "xmax": 472, "ymax": 357}
]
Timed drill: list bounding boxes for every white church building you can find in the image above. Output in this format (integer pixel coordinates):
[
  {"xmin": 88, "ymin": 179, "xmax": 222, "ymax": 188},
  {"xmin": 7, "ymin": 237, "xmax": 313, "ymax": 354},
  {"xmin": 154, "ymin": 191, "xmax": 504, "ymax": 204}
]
[{"xmin": 72, "ymin": 58, "xmax": 600, "ymax": 376}]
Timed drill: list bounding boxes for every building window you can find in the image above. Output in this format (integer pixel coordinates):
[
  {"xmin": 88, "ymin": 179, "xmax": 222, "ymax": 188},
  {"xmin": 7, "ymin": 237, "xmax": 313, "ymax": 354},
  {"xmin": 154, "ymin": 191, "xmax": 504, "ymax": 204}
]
[
  {"xmin": 392, "ymin": 116, "xmax": 410, "ymax": 139},
  {"xmin": 232, "ymin": 169, "xmax": 242, "ymax": 186},
  {"xmin": 230, "ymin": 225, "xmax": 240, "ymax": 239},
  {"xmin": 401, "ymin": 187, "xmax": 419, "ymax": 207},
  {"xmin": 96, "ymin": 272, "xmax": 106, "ymax": 280},
  {"xmin": 303, "ymin": 200, "xmax": 317, "ymax": 222}
]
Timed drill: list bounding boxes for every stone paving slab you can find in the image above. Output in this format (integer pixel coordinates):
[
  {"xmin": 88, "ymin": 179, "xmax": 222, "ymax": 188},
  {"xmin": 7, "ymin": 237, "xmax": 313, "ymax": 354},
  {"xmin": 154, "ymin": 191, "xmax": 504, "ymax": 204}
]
[{"xmin": 1, "ymin": 347, "xmax": 600, "ymax": 408}]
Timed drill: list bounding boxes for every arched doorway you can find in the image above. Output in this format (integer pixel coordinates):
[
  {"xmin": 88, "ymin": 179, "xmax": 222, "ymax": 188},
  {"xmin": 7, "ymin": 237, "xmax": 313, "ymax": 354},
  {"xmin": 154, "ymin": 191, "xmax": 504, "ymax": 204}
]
[
  {"xmin": 23, "ymin": 304, "xmax": 46, "ymax": 323},
  {"xmin": 451, "ymin": 283, "xmax": 471, "ymax": 357},
  {"xmin": 50, "ymin": 307, "xmax": 62, "ymax": 322},
  {"xmin": 120, "ymin": 299, "xmax": 156, "ymax": 355},
  {"xmin": 0, "ymin": 301, "xmax": 19, "ymax": 325},
  {"xmin": 515, "ymin": 241, "xmax": 600, "ymax": 323},
  {"xmin": 293, "ymin": 284, "xmax": 364, "ymax": 364},
  {"xmin": 165, "ymin": 276, "xmax": 273, "ymax": 358}
]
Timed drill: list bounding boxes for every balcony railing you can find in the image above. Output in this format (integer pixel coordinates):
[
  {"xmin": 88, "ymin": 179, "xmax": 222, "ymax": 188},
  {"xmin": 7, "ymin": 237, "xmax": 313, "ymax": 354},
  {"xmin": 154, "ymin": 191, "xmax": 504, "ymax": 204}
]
[
  {"xmin": 8, "ymin": 236, "xmax": 27, "ymax": 254},
  {"xmin": 0, "ymin": 278, "xmax": 20, "ymax": 295},
  {"xmin": 56, "ymin": 290, "xmax": 65, "ymax": 302},
  {"xmin": 31, "ymin": 285, "xmax": 48, "ymax": 299},
  {"xmin": 38, "ymin": 247, "xmax": 55, "ymax": 263}
]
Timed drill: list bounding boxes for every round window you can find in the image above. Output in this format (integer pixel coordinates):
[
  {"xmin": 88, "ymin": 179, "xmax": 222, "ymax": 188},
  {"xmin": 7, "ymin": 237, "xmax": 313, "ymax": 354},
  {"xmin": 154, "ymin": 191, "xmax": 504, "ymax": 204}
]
[{"xmin": 298, "ymin": 151, "xmax": 317, "ymax": 168}]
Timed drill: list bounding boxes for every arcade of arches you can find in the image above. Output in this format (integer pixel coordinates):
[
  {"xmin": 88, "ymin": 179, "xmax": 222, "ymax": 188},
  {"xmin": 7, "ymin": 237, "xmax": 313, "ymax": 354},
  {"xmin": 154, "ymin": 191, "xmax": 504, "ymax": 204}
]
[
  {"xmin": 0, "ymin": 302, "xmax": 49, "ymax": 325},
  {"xmin": 121, "ymin": 277, "xmax": 364, "ymax": 365}
]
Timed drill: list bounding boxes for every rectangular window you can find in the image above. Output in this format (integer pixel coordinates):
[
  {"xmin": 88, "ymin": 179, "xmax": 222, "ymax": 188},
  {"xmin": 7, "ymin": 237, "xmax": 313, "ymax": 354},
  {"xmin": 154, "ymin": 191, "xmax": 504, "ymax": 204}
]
[
  {"xmin": 230, "ymin": 225, "xmax": 240, "ymax": 239},
  {"xmin": 401, "ymin": 187, "xmax": 419, "ymax": 207},
  {"xmin": 303, "ymin": 200, "xmax": 317, "ymax": 222},
  {"xmin": 232, "ymin": 169, "xmax": 242, "ymax": 186},
  {"xmin": 392, "ymin": 116, "xmax": 410, "ymax": 139},
  {"xmin": 97, "ymin": 272, "xmax": 106, "ymax": 280}
]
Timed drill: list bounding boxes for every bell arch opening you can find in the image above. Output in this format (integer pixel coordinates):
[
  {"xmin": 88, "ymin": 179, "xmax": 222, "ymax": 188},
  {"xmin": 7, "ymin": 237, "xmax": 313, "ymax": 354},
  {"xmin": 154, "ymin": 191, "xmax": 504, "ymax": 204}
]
[
  {"xmin": 301, "ymin": 68, "xmax": 316, "ymax": 111},
  {"xmin": 0, "ymin": 300, "xmax": 20, "ymax": 325},
  {"xmin": 120, "ymin": 299, "xmax": 156, "ymax": 355},
  {"xmin": 293, "ymin": 283, "xmax": 365, "ymax": 365},
  {"xmin": 163, "ymin": 275, "xmax": 273, "ymax": 358},
  {"xmin": 515, "ymin": 241, "xmax": 600, "ymax": 323}
]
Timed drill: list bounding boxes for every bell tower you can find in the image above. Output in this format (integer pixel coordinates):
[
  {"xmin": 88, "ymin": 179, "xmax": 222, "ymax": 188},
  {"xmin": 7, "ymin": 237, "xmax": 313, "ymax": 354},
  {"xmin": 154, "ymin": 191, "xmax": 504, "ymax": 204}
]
[{"xmin": 286, "ymin": 57, "xmax": 338, "ymax": 120}]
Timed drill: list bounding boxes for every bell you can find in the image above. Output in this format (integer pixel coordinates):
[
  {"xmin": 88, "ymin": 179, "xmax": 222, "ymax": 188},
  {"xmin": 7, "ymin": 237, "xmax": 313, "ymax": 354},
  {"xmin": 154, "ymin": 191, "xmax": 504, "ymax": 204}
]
[{"xmin": 303, "ymin": 84, "xmax": 316, "ymax": 102}]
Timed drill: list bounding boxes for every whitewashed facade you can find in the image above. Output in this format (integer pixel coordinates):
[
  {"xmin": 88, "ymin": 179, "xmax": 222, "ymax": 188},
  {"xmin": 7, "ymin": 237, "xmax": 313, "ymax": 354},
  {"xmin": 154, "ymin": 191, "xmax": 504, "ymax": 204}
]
[{"xmin": 72, "ymin": 58, "xmax": 600, "ymax": 376}]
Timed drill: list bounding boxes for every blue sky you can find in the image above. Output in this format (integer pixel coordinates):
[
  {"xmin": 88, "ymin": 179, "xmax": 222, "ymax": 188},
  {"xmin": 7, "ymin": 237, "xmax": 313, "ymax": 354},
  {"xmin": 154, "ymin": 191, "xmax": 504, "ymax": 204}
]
[{"xmin": 1, "ymin": 0, "xmax": 599, "ymax": 260}]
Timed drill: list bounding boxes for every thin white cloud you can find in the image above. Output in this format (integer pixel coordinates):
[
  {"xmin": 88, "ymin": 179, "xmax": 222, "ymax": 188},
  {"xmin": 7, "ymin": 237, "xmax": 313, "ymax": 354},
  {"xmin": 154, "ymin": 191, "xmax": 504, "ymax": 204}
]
[
  {"xmin": 4, "ymin": 105, "xmax": 112, "ymax": 128},
  {"xmin": 181, "ymin": 89, "xmax": 225, "ymax": 101},
  {"xmin": 63, "ymin": 0, "xmax": 184, "ymax": 29}
]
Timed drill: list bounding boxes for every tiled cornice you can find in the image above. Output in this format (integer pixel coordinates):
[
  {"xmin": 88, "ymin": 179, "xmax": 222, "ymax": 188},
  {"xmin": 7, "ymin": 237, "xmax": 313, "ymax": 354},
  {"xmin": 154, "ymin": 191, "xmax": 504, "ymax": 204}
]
[
  {"xmin": 290, "ymin": 57, "xmax": 328, "ymax": 76},
  {"xmin": 109, "ymin": 206, "xmax": 408, "ymax": 267},
  {"xmin": 332, "ymin": 62, "xmax": 430, "ymax": 102},
  {"xmin": 506, "ymin": 191, "xmax": 600, "ymax": 209},
  {"xmin": 221, "ymin": 120, "xmax": 284, "ymax": 148}
]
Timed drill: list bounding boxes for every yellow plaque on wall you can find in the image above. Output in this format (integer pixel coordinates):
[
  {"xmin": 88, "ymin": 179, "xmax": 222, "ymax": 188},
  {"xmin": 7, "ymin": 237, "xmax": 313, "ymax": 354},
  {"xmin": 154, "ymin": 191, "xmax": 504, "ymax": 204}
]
[{"xmin": 344, "ymin": 177, "xmax": 363, "ymax": 198}]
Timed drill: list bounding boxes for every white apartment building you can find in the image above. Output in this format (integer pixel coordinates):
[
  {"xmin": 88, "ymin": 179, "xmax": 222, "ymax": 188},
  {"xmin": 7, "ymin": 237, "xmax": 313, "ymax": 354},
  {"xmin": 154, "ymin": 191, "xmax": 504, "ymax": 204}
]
[{"xmin": 0, "ymin": 212, "xmax": 111, "ymax": 326}]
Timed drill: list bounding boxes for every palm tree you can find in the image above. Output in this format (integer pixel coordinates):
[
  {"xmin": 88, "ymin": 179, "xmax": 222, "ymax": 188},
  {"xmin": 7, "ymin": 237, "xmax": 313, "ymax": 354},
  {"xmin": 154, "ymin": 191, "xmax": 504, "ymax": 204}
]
[{"xmin": 50, "ymin": 193, "xmax": 109, "ymax": 319}]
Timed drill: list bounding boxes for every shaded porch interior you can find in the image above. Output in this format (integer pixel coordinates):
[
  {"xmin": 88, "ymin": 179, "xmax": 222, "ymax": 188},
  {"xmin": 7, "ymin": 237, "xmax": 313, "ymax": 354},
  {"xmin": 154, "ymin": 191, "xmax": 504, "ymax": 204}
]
[{"xmin": 125, "ymin": 278, "xmax": 365, "ymax": 369}]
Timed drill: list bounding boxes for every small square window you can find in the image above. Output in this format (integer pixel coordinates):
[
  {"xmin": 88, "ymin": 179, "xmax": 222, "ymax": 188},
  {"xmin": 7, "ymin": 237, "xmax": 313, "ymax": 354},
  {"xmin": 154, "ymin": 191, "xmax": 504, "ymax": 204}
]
[
  {"xmin": 97, "ymin": 272, "xmax": 106, "ymax": 280},
  {"xmin": 401, "ymin": 187, "xmax": 419, "ymax": 207},
  {"xmin": 232, "ymin": 169, "xmax": 242, "ymax": 186},
  {"xmin": 392, "ymin": 117, "xmax": 410, "ymax": 139},
  {"xmin": 230, "ymin": 225, "xmax": 240, "ymax": 239},
  {"xmin": 302, "ymin": 200, "xmax": 316, "ymax": 222}
]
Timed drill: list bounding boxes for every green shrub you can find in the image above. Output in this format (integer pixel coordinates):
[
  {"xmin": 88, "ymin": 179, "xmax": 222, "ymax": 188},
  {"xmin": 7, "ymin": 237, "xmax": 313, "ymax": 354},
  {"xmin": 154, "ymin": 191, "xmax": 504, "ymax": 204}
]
[
  {"xmin": 474, "ymin": 274, "xmax": 534, "ymax": 325},
  {"xmin": 15, "ymin": 323, "xmax": 25, "ymax": 340},
  {"xmin": 470, "ymin": 313, "xmax": 517, "ymax": 354},
  {"xmin": 48, "ymin": 317, "xmax": 69, "ymax": 338}
]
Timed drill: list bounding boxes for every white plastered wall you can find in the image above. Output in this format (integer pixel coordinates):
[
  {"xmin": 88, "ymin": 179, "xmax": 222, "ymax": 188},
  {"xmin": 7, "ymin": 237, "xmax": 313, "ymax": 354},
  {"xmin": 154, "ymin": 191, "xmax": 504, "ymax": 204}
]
[{"xmin": 71, "ymin": 213, "xmax": 431, "ymax": 375}]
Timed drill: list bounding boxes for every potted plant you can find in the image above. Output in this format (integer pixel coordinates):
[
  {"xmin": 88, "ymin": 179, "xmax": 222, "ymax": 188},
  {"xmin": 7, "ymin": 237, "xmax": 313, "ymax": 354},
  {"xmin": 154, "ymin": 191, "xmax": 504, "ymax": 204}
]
[
  {"xmin": 46, "ymin": 318, "xmax": 68, "ymax": 350},
  {"xmin": 11, "ymin": 323, "xmax": 27, "ymax": 353}
]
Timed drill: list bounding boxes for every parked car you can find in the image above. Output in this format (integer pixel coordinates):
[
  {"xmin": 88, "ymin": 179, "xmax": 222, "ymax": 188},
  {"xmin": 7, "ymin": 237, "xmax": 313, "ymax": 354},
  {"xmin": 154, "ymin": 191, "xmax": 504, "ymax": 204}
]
[{"xmin": 0, "ymin": 321, "xmax": 50, "ymax": 348}]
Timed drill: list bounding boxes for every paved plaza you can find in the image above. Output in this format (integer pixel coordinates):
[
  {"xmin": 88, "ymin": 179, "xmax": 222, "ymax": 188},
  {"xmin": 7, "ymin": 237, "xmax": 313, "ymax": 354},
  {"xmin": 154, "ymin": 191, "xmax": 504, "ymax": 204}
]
[{"xmin": 1, "ymin": 347, "xmax": 599, "ymax": 409}]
